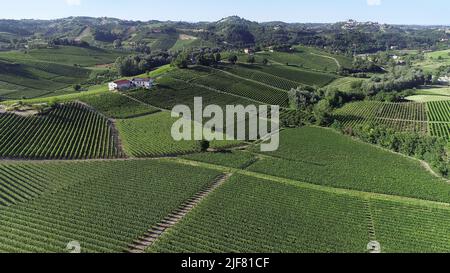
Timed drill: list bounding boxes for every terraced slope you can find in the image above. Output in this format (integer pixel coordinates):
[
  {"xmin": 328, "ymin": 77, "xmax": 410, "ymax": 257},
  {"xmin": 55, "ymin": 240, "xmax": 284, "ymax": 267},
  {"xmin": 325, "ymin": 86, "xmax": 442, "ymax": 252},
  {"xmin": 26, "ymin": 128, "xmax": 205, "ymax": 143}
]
[
  {"xmin": 0, "ymin": 159, "xmax": 221, "ymax": 253},
  {"xmin": 80, "ymin": 93, "xmax": 160, "ymax": 119},
  {"xmin": 148, "ymin": 174, "xmax": 369, "ymax": 253},
  {"xmin": 248, "ymin": 127, "xmax": 450, "ymax": 203},
  {"xmin": 0, "ymin": 103, "xmax": 121, "ymax": 159},
  {"xmin": 334, "ymin": 101, "xmax": 429, "ymax": 134}
]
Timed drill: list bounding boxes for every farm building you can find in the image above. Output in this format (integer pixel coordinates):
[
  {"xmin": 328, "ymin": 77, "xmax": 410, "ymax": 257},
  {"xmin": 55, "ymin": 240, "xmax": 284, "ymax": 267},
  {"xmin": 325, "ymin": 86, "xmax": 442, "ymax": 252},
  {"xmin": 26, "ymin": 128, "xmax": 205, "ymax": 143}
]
[
  {"xmin": 132, "ymin": 78, "xmax": 154, "ymax": 89},
  {"xmin": 109, "ymin": 80, "xmax": 132, "ymax": 91},
  {"xmin": 244, "ymin": 48, "xmax": 254, "ymax": 55},
  {"xmin": 108, "ymin": 78, "xmax": 154, "ymax": 91},
  {"xmin": 438, "ymin": 75, "xmax": 450, "ymax": 85}
]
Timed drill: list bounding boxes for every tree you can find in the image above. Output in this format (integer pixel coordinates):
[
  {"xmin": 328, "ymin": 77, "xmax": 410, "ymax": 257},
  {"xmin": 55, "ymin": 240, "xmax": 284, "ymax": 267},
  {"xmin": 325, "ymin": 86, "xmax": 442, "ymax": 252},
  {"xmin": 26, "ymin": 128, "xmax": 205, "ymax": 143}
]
[
  {"xmin": 113, "ymin": 39, "xmax": 122, "ymax": 49},
  {"xmin": 198, "ymin": 140, "xmax": 210, "ymax": 152},
  {"xmin": 73, "ymin": 84, "xmax": 82, "ymax": 91},
  {"xmin": 313, "ymin": 99, "xmax": 333, "ymax": 126},
  {"xmin": 288, "ymin": 87, "xmax": 319, "ymax": 110},
  {"xmin": 215, "ymin": 53, "xmax": 222, "ymax": 63},
  {"xmin": 172, "ymin": 52, "xmax": 190, "ymax": 69},
  {"xmin": 228, "ymin": 55, "xmax": 238, "ymax": 65}
]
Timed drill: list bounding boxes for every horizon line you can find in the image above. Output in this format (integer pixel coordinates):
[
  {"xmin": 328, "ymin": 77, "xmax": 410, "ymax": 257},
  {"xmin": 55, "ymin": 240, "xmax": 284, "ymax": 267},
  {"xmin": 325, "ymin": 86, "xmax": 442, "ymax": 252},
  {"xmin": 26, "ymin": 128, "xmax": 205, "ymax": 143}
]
[{"xmin": 0, "ymin": 15, "xmax": 449, "ymax": 27}]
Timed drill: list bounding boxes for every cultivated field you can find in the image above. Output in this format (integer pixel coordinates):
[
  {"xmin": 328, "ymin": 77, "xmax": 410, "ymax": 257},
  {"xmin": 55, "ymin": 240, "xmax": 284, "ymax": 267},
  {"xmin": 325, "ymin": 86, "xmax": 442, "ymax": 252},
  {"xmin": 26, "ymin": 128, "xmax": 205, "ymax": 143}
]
[
  {"xmin": 248, "ymin": 127, "xmax": 450, "ymax": 203},
  {"xmin": 80, "ymin": 92, "xmax": 160, "ymax": 119},
  {"xmin": 0, "ymin": 103, "xmax": 121, "ymax": 159},
  {"xmin": 149, "ymin": 174, "xmax": 369, "ymax": 253},
  {"xmin": 0, "ymin": 159, "xmax": 221, "ymax": 252},
  {"xmin": 334, "ymin": 101, "xmax": 429, "ymax": 134}
]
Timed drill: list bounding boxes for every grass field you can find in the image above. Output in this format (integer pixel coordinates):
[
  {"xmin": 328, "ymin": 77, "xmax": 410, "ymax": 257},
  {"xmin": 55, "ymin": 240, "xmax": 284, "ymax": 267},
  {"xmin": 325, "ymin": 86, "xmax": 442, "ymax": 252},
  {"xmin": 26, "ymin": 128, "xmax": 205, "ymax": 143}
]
[
  {"xmin": 0, "ymin": 159, "xmax": 221, "ymax": 252},
  {"xmin": 0, "ymin": 59, "xmax": 90, "ymax": 99},
  {"xmin": 414, "ymin": 49, "xmax": 450, "ymax": 72},
  {"xmin": 0, "ymin": 46, "xmax": 125, "ymax": 67},
  {"xmin": 325, "ymin": 77, "xmax": 367, "ymax": 93},
  {"xmin": 248, "ymin": 127, "xmax": 450, "ymax": 203},
  {"xmin": 256, "ymin": 46, "xmax": 352, "ymax": 73},
  {"xmin": 0, "ymin": 103, "xmax": 120, "ymax": 159},
  {"xmin": 0, "ymin": 46, "xmax": 124, "ymax": 99}
]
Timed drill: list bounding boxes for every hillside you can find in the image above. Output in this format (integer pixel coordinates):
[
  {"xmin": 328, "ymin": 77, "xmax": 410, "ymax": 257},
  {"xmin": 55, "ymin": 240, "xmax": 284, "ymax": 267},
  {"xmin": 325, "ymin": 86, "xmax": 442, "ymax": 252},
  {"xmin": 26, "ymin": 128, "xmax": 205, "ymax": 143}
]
[{"xmin": 0, "ymin": 15, "xmax": 449, "ymax": 255}]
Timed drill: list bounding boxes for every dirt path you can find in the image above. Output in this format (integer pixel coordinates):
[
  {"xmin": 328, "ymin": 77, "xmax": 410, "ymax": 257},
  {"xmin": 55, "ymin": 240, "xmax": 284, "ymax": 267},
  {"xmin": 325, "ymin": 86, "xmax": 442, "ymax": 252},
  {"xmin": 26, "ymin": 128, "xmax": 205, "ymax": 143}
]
[
  {"xmin": 109, "ymin": 119, "xmax": 126, "ymax": 158},
  {"xmin": 310, "ymin": 52, "xmax": 341, "ymax": 69},
  {"xmin": 127, "ymin": 173, "xmax": 233, "ymax": 253}
]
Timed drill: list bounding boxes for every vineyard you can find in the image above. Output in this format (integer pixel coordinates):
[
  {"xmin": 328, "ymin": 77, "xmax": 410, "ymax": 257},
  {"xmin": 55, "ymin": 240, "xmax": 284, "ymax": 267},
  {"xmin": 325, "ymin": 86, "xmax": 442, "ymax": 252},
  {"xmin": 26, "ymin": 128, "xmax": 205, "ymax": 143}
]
[
  {"xmin": 168, "ymin": 67, "xmax": 289, "ymax": 106},
  {"xmin": 370, "ymin": 198, "xmax": 450, "ymax": 252},
  {"xmin": 334, "ymin": 101, "xmax": 429, "ymax": 134},
  {"xmin": 429, "ymin": 123, "xmax": 450, "ymax": 141},
  {"xmin": 0, "ymin": 159, "xmax": 221, "ymax": 252},
  {"xmin": 182, "ymin": 151, "xmax": 258, "ymax": 169},
  {"xmin": 116, "ymin": 112, "xmax": 242, "ymax": 158},
  {"xmin": 248, "ymin": 127, "xmax": 450, "ymax": 203},
  {"xmin": 256, "ymin": 65, "xmax": 338, "ymax": 87},
  {"xmin": 427, "ymin": 101, "xmax": 450, "ymax": 122},
  {"xmin": 256, "ymin": 45, "xmax": 352, "ymax": 72},
  {"xmin": 80, "ymin": 92, "xmax": 160, "ymax": 119},
  {"xmin": 0, "ymin": 58, "xmax": 90, "ymax": 99},
  {"xmin": 218, "ymin": 64, "xmax": 302, "ymax": 91},
  {"xmin": 148, "ymin": 174, "xmax": 369, "ymax": 253},
  {"xmin": 128, "ymin": 77, "xmax": 257, "ymax": 110},
  {"xmin": 0, "ymin": 103, "xmax": 121, "ymax": 159},
  {"xmin": 0, "ymin": 46, "xmax": 126, "ymax": 67}
]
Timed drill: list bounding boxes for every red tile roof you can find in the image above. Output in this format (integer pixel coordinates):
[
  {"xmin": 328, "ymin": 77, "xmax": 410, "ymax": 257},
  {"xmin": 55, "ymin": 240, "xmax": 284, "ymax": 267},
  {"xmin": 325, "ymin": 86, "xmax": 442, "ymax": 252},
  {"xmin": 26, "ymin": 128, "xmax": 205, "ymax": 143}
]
[{"xmin": 114, "ymin": 80, "xmax": 131, "ymax": 85}]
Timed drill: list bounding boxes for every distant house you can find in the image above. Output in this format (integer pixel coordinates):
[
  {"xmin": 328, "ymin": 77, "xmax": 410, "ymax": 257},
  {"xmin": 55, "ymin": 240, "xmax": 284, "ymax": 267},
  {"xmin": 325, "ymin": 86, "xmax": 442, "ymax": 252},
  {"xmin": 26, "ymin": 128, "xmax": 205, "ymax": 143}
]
[
  {"xmin": 438, "ymin": 75, "xmax": 450, "ymax": 85},
  {"xmin": 132, "ymin": 78, "xmax": 154, "ymax": 89},
  {"xmin": 244, "ymin": 48, "xmax": 254, "ymax": 55},
  {"xmin": 109, "ymin": 80, "xmax": 132, "ymax": 91},
  {"xmin": 108, "ymin": 78, "xmax": 154, "ymax": 91}
]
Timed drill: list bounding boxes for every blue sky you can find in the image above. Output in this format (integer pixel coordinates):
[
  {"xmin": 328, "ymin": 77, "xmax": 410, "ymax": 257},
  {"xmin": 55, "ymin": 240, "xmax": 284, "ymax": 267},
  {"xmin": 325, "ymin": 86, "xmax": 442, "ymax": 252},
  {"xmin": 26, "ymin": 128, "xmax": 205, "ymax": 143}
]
[{"xmin": 1, "ymin": 0, "xmax": 450, "ymax": 25}]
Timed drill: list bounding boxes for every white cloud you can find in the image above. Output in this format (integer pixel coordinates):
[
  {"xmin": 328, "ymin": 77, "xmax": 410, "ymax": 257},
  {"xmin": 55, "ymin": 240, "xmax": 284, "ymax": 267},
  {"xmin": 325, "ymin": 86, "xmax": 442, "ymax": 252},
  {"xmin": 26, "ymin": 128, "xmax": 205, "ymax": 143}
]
[
  {"xmin": 367, "ymin": 0, "xmax": 381, "ymax": 6},
  {"xmin": 65, "ymin": 0, "xmax": 81, "ymax": 6}
]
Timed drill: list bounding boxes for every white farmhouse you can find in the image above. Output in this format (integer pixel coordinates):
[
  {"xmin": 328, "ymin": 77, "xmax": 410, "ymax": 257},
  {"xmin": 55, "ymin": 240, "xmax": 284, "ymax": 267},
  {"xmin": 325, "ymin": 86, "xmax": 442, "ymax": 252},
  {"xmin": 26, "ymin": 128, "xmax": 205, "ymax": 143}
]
[
  {"xmin": 131, "ymin": 78, "xmax": 154, "ymax": 89},
  {"xmin": 438, "ymin": 75, "xmax": 450, "ymax": 85},
  {"xmin": 109, "ymin": 80, "xmax": 132, "ymax": 91},
  {"xmin": 108, "ymin": 78, "xmax": 154, "ymax": 91}
]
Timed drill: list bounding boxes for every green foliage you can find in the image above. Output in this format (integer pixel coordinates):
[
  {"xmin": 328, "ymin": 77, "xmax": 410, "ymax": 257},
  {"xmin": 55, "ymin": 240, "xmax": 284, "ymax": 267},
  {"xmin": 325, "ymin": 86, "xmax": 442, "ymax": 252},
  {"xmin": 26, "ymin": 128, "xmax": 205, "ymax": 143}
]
[
  {"xmin": 339, "ymin": 123, "xmax": 448, "ymax": 176},
  {"xmin": 0, "ymin": 103, "xmax": 121, "ymax": 159},
  {"xmin": 115, "ymin": 53, "xmax": 170, "ymax": 76},
  {"xmin": 249, "ymin": 127, "xmax": 450, "ymax": 202},
  {"xmin": 129, "ymin": 77, "xmax": 256, "ymax": 110},
  {"xmin": 116, "ymin": 112, "xmax": 240, "ymax": 158},
  {"xmin": 79, "ymin": 93, "xmax": 160, "ymax": 119},
  {"xmin": 198, "ymin": 140, "xmax": 210, "ymax": 152},
  {"xmin": 0, "ymin": 159, "xmax": 221, "ymax": 252},
  {"xmin": 168, "ymin": 67, "xmax": 289, "ymax": 106},
  {"xmin": 149, "ymin": 174, "xmax": 369, "ymax": 253},
  {"xmin": 182, "ymin": 151, "xmax": 257, "ymax": 169},
  {"xmin": 334, "ymin": 101, "xmax": 429, "ymax": 134},
  {"xmin": 228, "ymin": 54, "xmax": 238, "ymax": 64}
]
